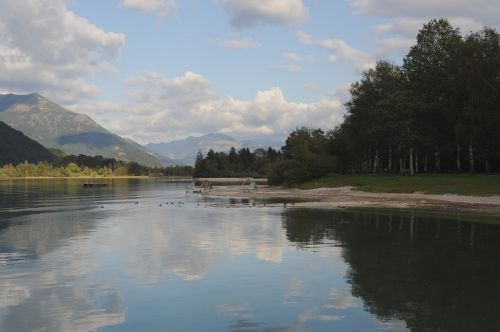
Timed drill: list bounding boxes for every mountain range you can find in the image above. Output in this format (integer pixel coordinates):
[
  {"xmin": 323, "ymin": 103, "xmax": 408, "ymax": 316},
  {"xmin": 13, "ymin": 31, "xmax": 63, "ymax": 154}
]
[
  {"xmin": 147, "ymin": 133, "xmax": 281, "ymax": 165},
  {"xmin": 0, "ymin": 121, "xmax": 56, "ymax": 166},
  {"xmin": 0, "ymin": 93, "xmax": 282, "ymax": 167},
  {"xmin": 0, "ymin": 93, "xmax": 162, "ymax": 167}
]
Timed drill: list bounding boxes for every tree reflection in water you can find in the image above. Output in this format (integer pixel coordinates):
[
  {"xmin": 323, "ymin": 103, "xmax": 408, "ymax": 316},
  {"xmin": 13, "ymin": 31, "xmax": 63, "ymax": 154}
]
[{"xmin": 282, "ymin": 209, "xmax": 500, "ymax": 332}]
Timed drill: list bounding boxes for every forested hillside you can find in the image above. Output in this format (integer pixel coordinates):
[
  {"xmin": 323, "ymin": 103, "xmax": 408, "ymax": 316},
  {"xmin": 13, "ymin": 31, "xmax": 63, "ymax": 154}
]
[{"xmin": 0, "ymin": 121, "xmax": 55, "ymax": 165}]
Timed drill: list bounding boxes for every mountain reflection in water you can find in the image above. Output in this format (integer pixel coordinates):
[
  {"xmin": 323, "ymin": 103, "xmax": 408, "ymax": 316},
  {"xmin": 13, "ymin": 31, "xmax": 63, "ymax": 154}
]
[{"xmin": 0, "ymin": 179, "xmax": 499, "ymax": 331}]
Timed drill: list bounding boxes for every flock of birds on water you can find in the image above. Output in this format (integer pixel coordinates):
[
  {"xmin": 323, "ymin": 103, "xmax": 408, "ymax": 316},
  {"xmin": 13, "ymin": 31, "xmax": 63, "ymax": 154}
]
[{"xmin": 100, "ymin": 200, "xmax": 295, "ymax": 209}]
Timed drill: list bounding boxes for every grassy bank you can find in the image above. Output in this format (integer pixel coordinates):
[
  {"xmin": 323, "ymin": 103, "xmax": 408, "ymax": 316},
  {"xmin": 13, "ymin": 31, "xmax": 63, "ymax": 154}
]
[{"xmin": 299, "ymin": 174, "xmax": 500, "ymax": 196}]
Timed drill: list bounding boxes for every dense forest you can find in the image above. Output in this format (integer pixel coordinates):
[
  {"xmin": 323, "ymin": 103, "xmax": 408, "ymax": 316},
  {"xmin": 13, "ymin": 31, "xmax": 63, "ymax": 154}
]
[
  {"xmin": 0, "ymin": 121, "xmax": 56, "ymax": 165},
  {"xmin": 193, "ymin": 147, "xmax": 280, "ymax": 178},
  {"xmin": 336, "ymin": 19, "xmax": 500, "ymax": 175},
  {"xmin": 194, "ymin": 19, "xmax": 500, "ymax": 184}
]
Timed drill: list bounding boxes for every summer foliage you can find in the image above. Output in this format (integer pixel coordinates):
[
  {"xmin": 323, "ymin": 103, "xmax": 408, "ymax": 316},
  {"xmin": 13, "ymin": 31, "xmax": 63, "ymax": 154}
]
[
  {"xmin": 193, "ymin": 147, "xmax": 280, "ymax": 178},
  {"xmin": 335, "ymin": 19, "xmax": 500, "ymax": 176},
  {"xmin": 194, "ymin": 19, "xmax": 500, "ymax": 185},
  {"xmin": 0, "ymin": 155, "xmax": 193, "ymax": 178}
]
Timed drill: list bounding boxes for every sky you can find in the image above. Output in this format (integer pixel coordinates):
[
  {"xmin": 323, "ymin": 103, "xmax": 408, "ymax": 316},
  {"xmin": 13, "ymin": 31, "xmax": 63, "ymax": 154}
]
[{"xmin": 0, "ymin": 0, "xmax": 498, "ymax": 145}]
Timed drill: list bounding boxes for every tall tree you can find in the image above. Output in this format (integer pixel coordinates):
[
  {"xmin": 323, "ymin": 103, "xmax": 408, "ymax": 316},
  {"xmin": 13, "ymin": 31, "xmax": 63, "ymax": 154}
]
[
  {"xmin": 403, "ymin": 18, "xmax": 463, "ymax": 172},
  {"xmin": 459, "ymin": 27, "xmax": 500, "ymax": 172},
  {"xmin": 342, "ymin": 61, "xmax": 406, "ymax": 173}
]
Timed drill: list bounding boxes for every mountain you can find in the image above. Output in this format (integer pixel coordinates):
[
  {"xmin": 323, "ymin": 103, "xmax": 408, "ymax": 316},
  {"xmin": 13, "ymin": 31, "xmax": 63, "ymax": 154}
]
[
  {"xmin": 123, "ymin": 137, "xmax": 178, "ymax": 165},
  {"xmin": 0, "ymin": 93, "xmax": 162, "ymax": 167},
  {"xmin": 147, "ymin": 133, "xmax": 239, "ymax": 165},
  {"xmin": 147, "ymin": 133, "xmax": 281, "ymax": 165},
  {"xmin": 0, "ymin": 121, "xmax": 55, "ymax": 165}
]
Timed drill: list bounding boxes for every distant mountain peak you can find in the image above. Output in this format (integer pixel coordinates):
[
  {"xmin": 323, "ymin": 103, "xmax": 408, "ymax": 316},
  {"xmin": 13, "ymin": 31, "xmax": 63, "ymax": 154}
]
[
  {"xmin": 202, "ymin": 132, "xmax": 235, "ymax": 140},
  {"xmin": 146, "ymin": 132, "xmax": 280, "ymax": 165},
  {"xmin": 0, "ymin": 93, "xmax": 162, "ymax": 167},
  {"xmin": 0, "ymin": 93, "xmax": 40, "ymax": 111}
]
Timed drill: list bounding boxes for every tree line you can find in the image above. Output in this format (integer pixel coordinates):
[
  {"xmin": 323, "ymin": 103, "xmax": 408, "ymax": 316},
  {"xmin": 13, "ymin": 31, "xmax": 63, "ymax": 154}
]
[
  {"xmin": 193, "ymin": 147, "xmax": 280, "ymax": 178},
  {"xmin": 0, "ymin": 154, "xmax": 193, "ymax": 178},
  {"xmin": 335, "ymin": 19, "xmax": 500, "ymax": 175},
  {"xmin": 194, "ymin": 19, "xmax": 500, "ymax": 185}
]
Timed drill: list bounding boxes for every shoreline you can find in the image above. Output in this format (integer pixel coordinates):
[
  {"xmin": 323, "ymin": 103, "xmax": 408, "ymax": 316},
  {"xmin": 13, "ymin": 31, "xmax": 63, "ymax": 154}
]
[
  {"xmin": 205, "ymin": 185, "xmax": 500, "ymax": 216},
  {"xmin": 0, "ymin": 176, "xmax": 192, "ymax": 180},
  {"xmin": 195, "ymin": 177, "xmax": 267, "ymax": 185}
]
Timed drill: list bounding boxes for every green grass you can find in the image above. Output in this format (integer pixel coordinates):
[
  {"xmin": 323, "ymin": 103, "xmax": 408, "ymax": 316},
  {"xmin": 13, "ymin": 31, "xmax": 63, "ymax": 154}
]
[{"xmin": 299, "ymin": 174, "xmax": 500, "ymax": 196}]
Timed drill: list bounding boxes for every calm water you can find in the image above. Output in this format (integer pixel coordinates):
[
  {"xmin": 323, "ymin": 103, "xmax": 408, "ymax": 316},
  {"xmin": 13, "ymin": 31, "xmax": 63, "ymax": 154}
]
[{"xmin": 1, "ymin": 179, "xmax": 500, "ymax": 332}]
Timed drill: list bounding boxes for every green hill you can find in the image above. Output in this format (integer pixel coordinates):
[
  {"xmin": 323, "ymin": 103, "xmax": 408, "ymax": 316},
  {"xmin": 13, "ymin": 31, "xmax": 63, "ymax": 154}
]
[
  {"xmin": 0, "ymin": 93, "xmax": 162, "ymax": 167},
  {"xmin": 0, "ymin": 121, "xmax": 55, "ymax": 165}
]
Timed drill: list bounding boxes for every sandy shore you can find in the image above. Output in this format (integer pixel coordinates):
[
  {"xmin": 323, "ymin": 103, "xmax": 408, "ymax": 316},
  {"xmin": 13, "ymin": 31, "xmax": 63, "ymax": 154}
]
[
  {"xmin": 206, "ymin": 185, "xmax": 500, "ymax": 215},
  {"xmin": 195, "ymin": 177, "xmax": 268, "ymax": 185}
]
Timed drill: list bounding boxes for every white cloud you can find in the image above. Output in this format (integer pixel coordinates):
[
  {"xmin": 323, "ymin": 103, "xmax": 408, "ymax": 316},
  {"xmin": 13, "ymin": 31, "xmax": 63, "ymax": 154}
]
[
  {"xmin": 0, "ymin": 0, "xmax": 125, "ymax": 102},
  {"xmin": 304, "ymin": 82, "xmax": 319, "ymax": 90},
  {"xmin": 296, "ymin": 29, "xmax": 405, "ymax": 72},
  {"xmin": 326, "ymin": 288, "xmax": 358, "ymax": 310},
  {"xmin": 276, "ymin": 52, "xmax": 315, "ymax": 73},
  {"xmin": 374, "ymin": 17, "xmax": 485, "ymax": 38},
  {"xmin": 71, "ymin": 71, "xmax": 342, "ymax": 144},
  {"xmin": 275, "ymin": 64, "xmax": 304, "ymax": 72},
  {"xmin": 282, "ymin": 52, "xmax": 315, "ymax": 62},
  {"xmin": 297, "ymin": 31, "xmax": 313, "ymax": 44},
  {"xmin": 349, "ymin": 0, "xmax": 500, "ymax": 26},
  {"xmin": 328, "ymin": 83, "xmax": 352, "ymax": 105},
  {"xmin": 219, "ymin": 37, "xmax": 261, "ymax": 49},
  {"xmin": 222, "ymin": 0, "xmax": 309, "ymax": 27},
  {"xmin": 284, "ymin": 276, "xmax": 304, "ymax": 300},
  {"xmin": 283, "ymin": 52, "xmax": 302, "ymax": 62},
  {"xmin": 0, "ymin": 212, "xmax": 126, "ymax": 331},
  {"xmin": 347, "ymin": 2, "xmax": 499, "ymax": 65},
  {"xmin": 297, "ymin": 31, "xmax": 375, "ymax": 72},
  {"xmin": 350, "ymin": 2, "xmax": 498, "ymax": 59},
  {"xmin": 121, "ymin": 0, "xmax": 177, "ymax": 17},
  {"xmin": 298, "ymin": 309, "xmax": 344, "ymax": 323},
  {"xmin": 374, "ymin": 37, "xmax": 414, "ymax": 59}
]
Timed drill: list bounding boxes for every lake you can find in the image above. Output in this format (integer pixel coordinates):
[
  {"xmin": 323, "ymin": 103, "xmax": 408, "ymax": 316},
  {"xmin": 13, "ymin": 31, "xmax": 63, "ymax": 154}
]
[{"xmin": 1, "ymin": 179, "xmax": 500, "ymax": 332}]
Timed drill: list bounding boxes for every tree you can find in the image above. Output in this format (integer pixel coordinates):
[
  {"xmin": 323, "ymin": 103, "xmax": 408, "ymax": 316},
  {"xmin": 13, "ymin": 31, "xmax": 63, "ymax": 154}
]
[
  {"xmin": 268, "ymin": 128, "xmax": 335, "ymax": 184},
  {"xmin": 459, "ymin": 27, "xmax": 500, "ymax": 172},
  {"xmin": 193, "ymin": 150, "xmax": 205, "ymax": 177},
  {"xmin": 403, "ymin": 18, "xmax": 463, "ymax": 172},
  {"xmin": 341, "ymin": 61, "xmax": 406, "ymax": 173}
]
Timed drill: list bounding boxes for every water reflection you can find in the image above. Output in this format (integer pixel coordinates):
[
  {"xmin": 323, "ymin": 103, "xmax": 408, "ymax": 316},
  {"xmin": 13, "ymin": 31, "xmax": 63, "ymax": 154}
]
[
  {"xmin": 0, "ymin": 210, "xmax": 103, "ymax": 262},
  {"xmin": 102, "ymin": 207, "xmax": 289, "ymax": 283},
  {"xmin": 1, "ymin": 180, "xmax": 499, "ymax": 331},
  {"xmin": 283, "ymin": 209, "xmax": 500, "ymax": 332},
  {"xmin": 0, "ymin": 218, "xmax": 125, "ymax": 332}
]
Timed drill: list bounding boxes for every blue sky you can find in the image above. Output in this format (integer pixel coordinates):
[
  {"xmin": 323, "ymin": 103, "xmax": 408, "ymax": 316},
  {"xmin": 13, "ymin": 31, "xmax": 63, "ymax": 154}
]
[
  {"xmin": 70, "ymin": 0, "xmax": 380, "ymax": 103},
  {"xmin": 0, "ymin": 0, "xmax": 498, "ymax": 144}
]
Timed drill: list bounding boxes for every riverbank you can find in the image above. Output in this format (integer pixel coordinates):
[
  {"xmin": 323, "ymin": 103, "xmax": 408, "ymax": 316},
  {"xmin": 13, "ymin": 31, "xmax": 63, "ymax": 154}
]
[
  {"xmin": 0, "ymin": 176, "xmax": 192, "ymax": 180},
  {"xmin": 206, "ymin": 185, "xmax": 500, "ymax": 215},
  {"xmin": 195, "ymin": 177, "xmax": 267, "ymax": 185}
]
